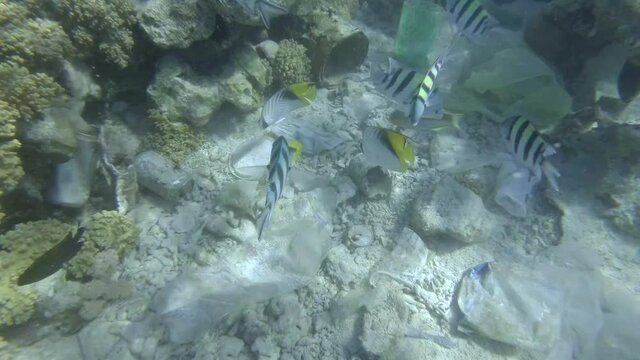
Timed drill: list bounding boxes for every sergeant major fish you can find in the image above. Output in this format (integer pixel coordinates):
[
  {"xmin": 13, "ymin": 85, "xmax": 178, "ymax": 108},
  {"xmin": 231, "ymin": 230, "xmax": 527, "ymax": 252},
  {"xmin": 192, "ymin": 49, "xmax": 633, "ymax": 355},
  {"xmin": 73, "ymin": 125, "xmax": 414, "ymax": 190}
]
[
  {"xmin": 409, "ymin": 56, "xmax": 445, "ymax": 126},
  {"xmin": 501, "ymin": 115, "xmax": 559, "ymax": 191},
  {"xmin": 444, "ymin": 0, "xmax": 495, "ymax": 42},
  {"xmin": 256, "ymin": 136, "xmax": 303, "ymax": 240}
]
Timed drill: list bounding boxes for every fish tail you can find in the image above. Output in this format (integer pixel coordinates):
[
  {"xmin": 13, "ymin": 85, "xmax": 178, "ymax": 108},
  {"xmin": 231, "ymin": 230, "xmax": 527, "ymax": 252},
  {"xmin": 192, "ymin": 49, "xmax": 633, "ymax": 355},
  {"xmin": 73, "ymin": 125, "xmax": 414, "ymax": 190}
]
[
  {"xmin": 256, "ymin": 204, "xmax": 273, "ymax": 240},
  {"xmin": 256, "ymin": 0, "xmax": 287, "ymax": 28}
]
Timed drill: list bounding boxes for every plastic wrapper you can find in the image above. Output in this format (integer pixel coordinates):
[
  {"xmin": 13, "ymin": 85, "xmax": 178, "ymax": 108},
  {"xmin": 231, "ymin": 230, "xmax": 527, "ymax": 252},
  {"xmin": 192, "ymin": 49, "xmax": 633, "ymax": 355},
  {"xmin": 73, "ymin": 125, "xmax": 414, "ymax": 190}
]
[
  {"xmin": 152, "ymin": 218, "xmax": 331, "ymax": 344},
  {"xmin": 494, "ymin": 160, "xmax": 539, "ymax": 217}
]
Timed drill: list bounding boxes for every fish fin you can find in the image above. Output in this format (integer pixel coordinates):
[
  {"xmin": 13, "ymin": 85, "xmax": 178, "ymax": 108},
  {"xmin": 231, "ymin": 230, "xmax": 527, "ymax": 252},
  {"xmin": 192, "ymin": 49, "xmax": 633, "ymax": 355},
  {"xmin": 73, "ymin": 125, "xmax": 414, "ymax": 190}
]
[
  {"xmin": 256, "ymin": 205, "xmax": 273, "ymax": 240},
  {"xmin": 287, "ymin": 138, "xmax": 304, "ymax": 165},
  {"xmin": 543, "ymin": 162, "xmax": 560, "ymax": 192},
  {"xmin": 256, "ymin": 0, "xmax": 287, "ymax": 29},
  {"xmin": 287, "ymin": 82, "xmax": 316, "ymax": 105}
]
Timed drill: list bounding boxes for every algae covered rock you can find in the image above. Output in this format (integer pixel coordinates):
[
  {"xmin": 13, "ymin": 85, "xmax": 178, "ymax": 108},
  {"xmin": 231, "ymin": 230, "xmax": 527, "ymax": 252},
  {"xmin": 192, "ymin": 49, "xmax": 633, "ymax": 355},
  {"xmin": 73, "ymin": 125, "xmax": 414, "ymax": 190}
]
[
  {"xmin": 410, "ymin": 177, "xmax": 497, "ymax": 244},
  {"xmin": 148, "ymin": 48, "xmax": 269, "ymax": 126},
  {"xmin": 144, "ymin": 110, "xmax": 205, "ymax": 164},
  {"xmin": 134, "ymin": 150, "xmax": 194, "ymax": 202},
  {"xmin": 66, "ymin": 211, "xmax": 138, "ymax": 278},
  {"xmin": 137, "ymin": 0, "xmax": 217, "ymax": 49},
  {"xmin": 0, "ymin": 219, "xmax": 74, "ymax": 326},
  {"xmin": 271, "ymin": 39, "xmax": 311, "ymax": 86}
]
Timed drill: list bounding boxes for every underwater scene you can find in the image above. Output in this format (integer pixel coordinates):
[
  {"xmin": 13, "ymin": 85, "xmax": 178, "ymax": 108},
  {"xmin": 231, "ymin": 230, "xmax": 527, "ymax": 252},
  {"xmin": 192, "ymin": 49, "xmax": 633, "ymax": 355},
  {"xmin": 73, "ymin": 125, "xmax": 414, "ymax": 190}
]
[{"xmin": 0, "ymin": 0, "xmax": 639, "ymax": 358}]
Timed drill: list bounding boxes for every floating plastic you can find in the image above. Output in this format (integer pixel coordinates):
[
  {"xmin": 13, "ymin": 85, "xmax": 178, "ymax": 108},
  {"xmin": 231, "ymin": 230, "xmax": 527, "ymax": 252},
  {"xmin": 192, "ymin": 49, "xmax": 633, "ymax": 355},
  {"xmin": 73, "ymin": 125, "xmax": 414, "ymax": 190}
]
[
  {"xmin": 228, "ymin": 135, "xmax": 274, "ymax": 180},
  {"xmin": 494, "ymin": 159, "xmax": 539, "ymax": 218},
  {"xmin": 394, "ymin": 0, "xmax": 445, "ymax": 68}
]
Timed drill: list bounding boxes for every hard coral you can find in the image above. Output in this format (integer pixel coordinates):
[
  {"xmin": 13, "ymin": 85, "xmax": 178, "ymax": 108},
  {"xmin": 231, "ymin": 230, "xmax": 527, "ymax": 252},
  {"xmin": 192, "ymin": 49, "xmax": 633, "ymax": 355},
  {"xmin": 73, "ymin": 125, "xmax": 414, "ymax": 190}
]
[
  {"xmin": 66, "ymin": 211, "xmax": 137, "ymax": 278},
  {"xmin": 271, "ymin": 39, "xmax": 311, "ymax": 86},
  {"xmin": 0, "ymin": 60, "xmax": 66, "ymax": 120},
  {"xmin": 0, "ymin": 219, "xmax": 73, "ymax": 327},
  {"xmin": 0, "ymin": 100, "xmax": 24, "ymax": 221},
  {"xmin": 144, "ymin": 109, "xmax": 206, "ymax": 164},
  {"xmin": 52, "ymin": 0, "xmax": 136, "ymax": 68}
]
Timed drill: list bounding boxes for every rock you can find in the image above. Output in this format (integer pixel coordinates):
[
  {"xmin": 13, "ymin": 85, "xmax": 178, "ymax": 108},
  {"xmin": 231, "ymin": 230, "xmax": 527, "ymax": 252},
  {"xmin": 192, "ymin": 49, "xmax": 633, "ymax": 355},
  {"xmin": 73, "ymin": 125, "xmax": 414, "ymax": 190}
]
[
  {"xmin": 347, "ymin": 158, "xmax": 392, "ymax": 198},
  {"xmin": 217, "ymin": 336, "xmax": 245, "ymax": 358},
  {"xmin": 256, "ymin": 40, "xmax": 279, "ymax": 60},
  {"xmin": 361, "ymin": 293, "xmax": 408, "ymax": 356},
  {"xmin": 267, "ymin": 294, "xmax": 310, "ymax": 348},
  {"xmin": 347, "ymin": 224, "xmax": 374, "ymax": 247},
  {"xmin": 598, "ymin": 162, "xmax": 640, "ymax": 237},
  {"xmin": 100, "ymin": 119, "xmax": 141, "ymax": 163},
  {"xmin": 137, "ymin": 0, "xmax": 217, "ymax": 49},
  {"xmin": 410, "ymin": 177, "xmax": 497, "ymax": 244},
  {"xmin": 147, "ymin": 49, "xmax": 268, "ymax": 126},
  {"xmin": 134, "ymin": 151, "xmax": 193, "ymax": 201},
  {"xmin": 324, "ymin": 244, "xmax": 367, "ymax": 289},
  {"xmin": 78, "ymin": 321, "xmax": 134, "ymax": 360}
]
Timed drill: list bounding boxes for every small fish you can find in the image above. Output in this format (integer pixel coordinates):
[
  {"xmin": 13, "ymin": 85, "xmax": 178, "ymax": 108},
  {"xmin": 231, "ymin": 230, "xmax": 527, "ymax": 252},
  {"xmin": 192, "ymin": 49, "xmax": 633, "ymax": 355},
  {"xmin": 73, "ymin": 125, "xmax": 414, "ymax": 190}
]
[
  {"xmin": 261, "ymin": 82, "xmax": 317, "ymax": 128},
  {"xmin": 256, "ymin": 136, "xmax": 303, "ymax": 240},
  {"xmin": 361, "ymin": 126, "xmax": 415, "ymax": 172},
  {"xmin": 18, "ymin": 227, "xmax": 85, "ymax": 286},
  {"xmin": 374, "ymin": 57, "xmax": 424, "ymax": 108},
  {"xmin": 501, "ymin": 115, "xmax": 559, "ymax": 191},
  {"xmin": 444, "ymin": 0, "xmax": 494, "ymax": 42},
  {"xmin": 409, "ymin": 57, "xmax": 445, "ymax": 126}
]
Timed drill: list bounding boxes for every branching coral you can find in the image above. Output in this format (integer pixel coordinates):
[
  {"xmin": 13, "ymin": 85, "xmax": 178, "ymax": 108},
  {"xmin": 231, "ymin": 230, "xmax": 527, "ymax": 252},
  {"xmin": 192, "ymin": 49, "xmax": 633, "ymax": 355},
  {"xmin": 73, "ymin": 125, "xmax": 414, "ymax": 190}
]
[
  {"xmin": 66, "ymin": 211, "xmax": 138, "ymax": 278},
  {"xmin": 0, "ymin": 59, "xmax": 66, "ymax": 120},
  {"xmin": 0, "ymin": 219, "xmax": 73, "ymax": 327},
  {"xmin": 0, "ymin": 100, "xmax": 24, "ymax": 221},
  {"xmin": 271, "ymin": 39, "xmax": 312, "ymax": 86},
  {"xmin": 144, "ymin": 109, "xmax": 206, "ymax": 164},
  {"xmin": 51, "ymin": 0, "xmax": 136, "ymax": 68}
]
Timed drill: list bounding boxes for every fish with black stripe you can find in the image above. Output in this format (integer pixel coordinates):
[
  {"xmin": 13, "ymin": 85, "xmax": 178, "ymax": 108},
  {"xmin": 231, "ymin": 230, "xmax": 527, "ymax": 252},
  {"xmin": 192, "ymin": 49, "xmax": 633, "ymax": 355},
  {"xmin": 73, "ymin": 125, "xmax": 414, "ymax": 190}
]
[
  {"xmin": 500, "ymin": 115, "xmax": 559, "ymax": 191},
  {"xmin": 256, "ymin": 136, "xmax": 303, "ymax": 240},
  {"xmin": 444, "ymin": 0, "xmax": 496, "ymax": 42},
  {"xmin": 361, "ymin": 126, "xmax": 415, "ymax": 172},
  {"xmin": 372, "ymin": 57, "xmax": 445, "ymax": 125},
  {"xmin": 409, "ymin": 56, "xmax": 446, "ymax": 126}
]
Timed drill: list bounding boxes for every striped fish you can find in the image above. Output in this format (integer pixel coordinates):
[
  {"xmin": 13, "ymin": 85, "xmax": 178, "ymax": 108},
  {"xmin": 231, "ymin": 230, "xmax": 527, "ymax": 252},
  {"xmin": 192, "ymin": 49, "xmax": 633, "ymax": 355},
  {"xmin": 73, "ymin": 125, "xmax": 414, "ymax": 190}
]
[
  {"xmin": 501, "ymin": 115, "xmax": 559, "ymax": 191},
  {"xmin": 256, "ymin": 136, "xmax": 302, "ymax": 240},
  {"xmin": 444, "ymin": 0, "xmax": 493, "ymax": 42},
  {"xmin": 374, "ymin": 58, "xmax": 425, "ymax": 108},
  {"xmin": 409, "ymin": 57, "xmax": 445, "ymax": 126},
  {"xmin": 261, "ymin": 83, "xmax": 316, "ymax": 128},
  {"xmin": 362, "ymin": 126, "xmax": 415, "ymax": 172}
]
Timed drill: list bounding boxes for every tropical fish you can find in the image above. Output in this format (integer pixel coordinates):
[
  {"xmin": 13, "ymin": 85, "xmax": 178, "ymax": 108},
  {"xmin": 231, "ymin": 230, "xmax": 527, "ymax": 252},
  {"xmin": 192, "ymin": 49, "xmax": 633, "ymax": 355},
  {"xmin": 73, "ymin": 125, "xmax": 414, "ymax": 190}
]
[
  {"xmin": 409, "ymin": 57, "xmax": 445, "ymax": 126},
  {"xmin": 261, "ymin": 82, "xmax": 317, "ymax": 128},
  {"xmin": 18, "ymin": 226, "xmax": 85, "ymax": 286},
  {"xmin": 444, "ymin": 0, "xmax": 494, "ymax": 42},
  {"xmin": 271, "ymin": 119, "xmax": 347, "ymax": 155},
  {"xmin": 361, "ymin": 126, "xmax": 415, "ymax": 172},
  {"xmin": 256, "ymin": 136, "xmax": 303, "ymax": 240},
  {"xmin": 500, "ymin": 115, "xmax": 559, "ymax": 191}
]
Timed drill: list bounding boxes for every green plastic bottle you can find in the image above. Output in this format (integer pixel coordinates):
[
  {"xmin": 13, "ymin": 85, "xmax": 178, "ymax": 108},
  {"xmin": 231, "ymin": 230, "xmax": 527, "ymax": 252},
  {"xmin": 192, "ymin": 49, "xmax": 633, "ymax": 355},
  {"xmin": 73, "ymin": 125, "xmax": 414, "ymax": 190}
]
[{"xmin": 394, "ymin": 0, "xmax": 444, "ymax": 68}]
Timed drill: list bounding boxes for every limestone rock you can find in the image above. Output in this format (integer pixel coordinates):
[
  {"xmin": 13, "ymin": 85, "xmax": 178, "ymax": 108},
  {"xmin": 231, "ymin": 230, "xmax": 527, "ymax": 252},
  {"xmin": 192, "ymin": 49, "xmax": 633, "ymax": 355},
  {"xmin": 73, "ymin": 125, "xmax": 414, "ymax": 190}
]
[
  {"xmin": 410, "ymin": 177, "xmax": 497, "ymax": 244},
  {"xmin": 134, "ymin": 150, "xmax": 193, "ymax": 202}
]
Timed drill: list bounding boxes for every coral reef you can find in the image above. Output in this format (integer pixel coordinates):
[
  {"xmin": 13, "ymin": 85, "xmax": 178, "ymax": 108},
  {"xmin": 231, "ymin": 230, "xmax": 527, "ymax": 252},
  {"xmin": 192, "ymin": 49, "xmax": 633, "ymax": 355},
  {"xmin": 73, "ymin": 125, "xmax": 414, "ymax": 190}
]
[
  {"xmin": 147, "ymin": 47, "xmax": 270, "ymax": 126},
  {"xmin": 0, "ymin": 219, "xmax": 73, "ymax": 327},
  {"xmin": 144, "ymin": 110, "xmax": 205, "ymax": 164},
  {"xmin": 50, "ymin": 0, "xmax": 136, "ymax": 68},
  {"xmin": 0, "ymin": 100, "xmax": 24, "ymax": 221},
  {"xmin": 66, "ymin": 211, "xmax": 138, "ymax": 278},
  {"xmin": 0, "ymin": 60, "xmax": 66, "ymax": 120},
  {"xmin": 271, "ymin": 39, "xmax": 311, "ymax": 86},
  {"xmin": 0, "ymin": 1, "xmax": 74, "ymax": 69},
  {"xmin": 137, "ymin": 0, "xmax": 217, "ymax": 49}
]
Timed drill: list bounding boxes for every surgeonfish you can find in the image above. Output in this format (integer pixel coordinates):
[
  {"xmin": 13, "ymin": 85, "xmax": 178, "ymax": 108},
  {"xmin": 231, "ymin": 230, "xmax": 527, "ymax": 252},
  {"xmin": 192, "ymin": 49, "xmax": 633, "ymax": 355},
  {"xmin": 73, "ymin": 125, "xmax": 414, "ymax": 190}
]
[
  {"xmin": 444, "ymin": 0, "xmax": 494, "ymax": 42},
  {"xmin": 409, "ymin": 57, "xmax": 445, "ymax": 126},
  {"xmin": 361, "ymin": 126, "xmax": 415, "ymax": 172},
  {"xmin": 501, "ymin": 115, "xmax": 560, "ymax": 191},
  {"xmin": 17, "ymin": 226, "xmax": 85, "ymax": 286},
  {"xmin": 261, "ymin": 82, "xmax": 317, "ymax": 128},
  {"xmin": 256, "ymin": 136, "xmax": 303, "ymax": 240}
]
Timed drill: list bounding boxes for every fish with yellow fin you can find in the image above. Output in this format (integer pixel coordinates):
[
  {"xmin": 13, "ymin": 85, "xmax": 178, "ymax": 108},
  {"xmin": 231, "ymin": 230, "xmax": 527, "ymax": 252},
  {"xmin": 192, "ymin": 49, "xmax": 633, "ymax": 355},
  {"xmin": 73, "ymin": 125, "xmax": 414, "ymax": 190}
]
[
  {"xmin": 261, "ymin": 82, "xmax": 317, "ymax": 128},
  {"xmin": 256, "ymin": 136, "xmax": 303, "ymax": 240},
  {"xmin": 361, "ymin": 126, "xmax": 415, "ymax": 172}
]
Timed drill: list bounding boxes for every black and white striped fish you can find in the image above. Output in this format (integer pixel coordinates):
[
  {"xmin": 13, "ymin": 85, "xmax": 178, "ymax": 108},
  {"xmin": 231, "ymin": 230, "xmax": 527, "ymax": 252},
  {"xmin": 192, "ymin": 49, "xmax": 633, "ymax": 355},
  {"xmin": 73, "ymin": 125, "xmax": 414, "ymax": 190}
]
[
  {"xmin": 256, "ymin": 136, "xmax": 302, "ymax": 240},
  {"xmin": 444, "ymin": 0, "xmax": 495, "ymax": 42},
  {"xmin": 372, "ymin": 57, "xmax": 444, "ymax": 123},
  {"xmin": 409, "ymin": 57, "xmax": 445, "ymax": 126},
  {"xmin": 501, "ymin": 115, "xmax": 559, "ymax": 191}
]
